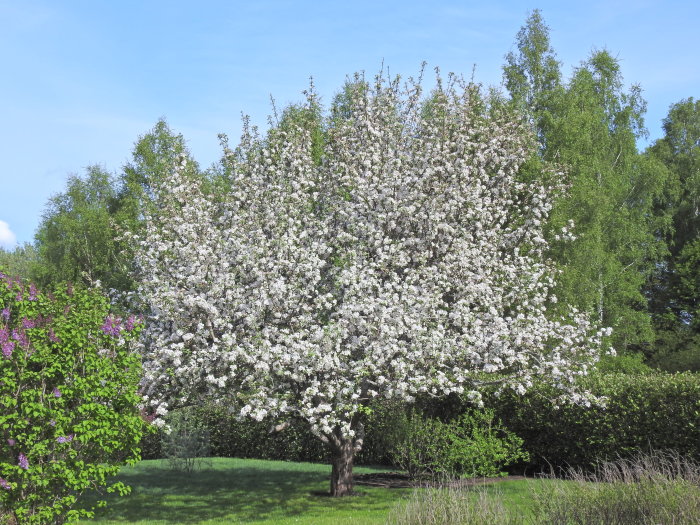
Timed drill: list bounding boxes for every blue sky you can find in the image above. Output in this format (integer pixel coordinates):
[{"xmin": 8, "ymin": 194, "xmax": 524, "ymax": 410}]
[{"xmin": 1, "ymin": 0, "xmax": 698, "ymax": 248}]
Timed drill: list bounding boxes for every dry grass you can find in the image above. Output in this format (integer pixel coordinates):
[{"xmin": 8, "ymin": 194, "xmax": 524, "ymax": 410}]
[
  {"xmin": 531, "ymin": 451, "xmax": 700, "ymax": 525},
  {"xmin": 386, "ymin": 451, "xmax": 700, "ymax": 525}
]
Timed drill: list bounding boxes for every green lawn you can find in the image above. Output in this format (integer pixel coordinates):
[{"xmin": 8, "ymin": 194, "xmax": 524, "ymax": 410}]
[
  {"xmin": 77, "ymin": 458, "xmax": 413, "ymax": 524},
  {"xmin": 76, "ymin": 458, "xmax": 535, "ymax": 524}
]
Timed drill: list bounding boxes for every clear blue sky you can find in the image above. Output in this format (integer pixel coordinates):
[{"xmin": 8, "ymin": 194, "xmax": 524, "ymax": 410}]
[{"xmin": 1, "ymin": 0, "xmax": 698, "ymax": 248}]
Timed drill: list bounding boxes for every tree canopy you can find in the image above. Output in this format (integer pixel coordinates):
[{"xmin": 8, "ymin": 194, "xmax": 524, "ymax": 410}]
[{"xmin": 132, "ymin": 73, "xmax": 608, "ymax": 496}]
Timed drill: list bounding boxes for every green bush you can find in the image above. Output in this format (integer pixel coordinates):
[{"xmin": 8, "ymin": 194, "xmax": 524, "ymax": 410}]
[
  {"xmin": 139, "ymin": 400, "xmax": 526, "ymax": 476},
  {"xmin": 489, "ymin": 372, "xmax": 700, "ymax": 471},
  {"xmin": 165, "ymin": 403, "xmax": 330, "ymax": 464},
  {"xmin": 649, "ymin": 342, "xmax": 700, "ymax": 373},
  {"xmin": 139, "ymin": 371, "xmax": 700, "ymax": 478},
  {"xmin": 382, "ymin": 407, "xmax": 527, "ymax": 480},
  {"xmin": 595, "ymin": 352, "xmax": 654, "ymax": 374},
  {"xmin": 139, "ymin": 400, "xmax": 396, "ymax": 466},
  {"xmin": 0, "ymin": 273, "xmax": 148, "ymax": 524}
]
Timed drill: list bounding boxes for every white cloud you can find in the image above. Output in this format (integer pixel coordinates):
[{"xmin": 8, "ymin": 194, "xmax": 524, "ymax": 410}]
[{"xmin": 0, "ymin": 221, "xmax": 17, "ymax": 249}]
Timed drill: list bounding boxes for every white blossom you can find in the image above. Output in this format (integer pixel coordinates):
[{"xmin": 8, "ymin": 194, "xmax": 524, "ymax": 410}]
[{"xmin": 133, "ymin": 72, "xmax": 606, "ymax": 446}]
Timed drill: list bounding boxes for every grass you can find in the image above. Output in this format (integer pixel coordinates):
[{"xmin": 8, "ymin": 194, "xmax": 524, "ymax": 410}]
[
  {"xmin": 530, "ymin": 451, "xmax": 700, "ymax": 524},
  {"xmin": 76, "ymin": 458, "xmax": 536, "ymax": 524},
  {"xmin": 77, "ymin": 457, "xmax": 414, "ymax": 524},
  {"xmin": 385, "ymin": 480, "xmax": 545, "ymax": 525},
  {"xmin": 77, "ymin": 453, "xmax": 700, "ymax": 524}
]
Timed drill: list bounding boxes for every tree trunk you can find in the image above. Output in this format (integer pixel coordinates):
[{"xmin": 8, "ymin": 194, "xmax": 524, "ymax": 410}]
[
  {"xmin": 325, "ymin": 422, "xmax": 364, "ymax": 497},
  {"xmin": 330, "ymin": 437, "xmax": 355, "ymax": 497}
]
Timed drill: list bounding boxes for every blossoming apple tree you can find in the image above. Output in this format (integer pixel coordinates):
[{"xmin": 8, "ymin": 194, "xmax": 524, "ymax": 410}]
[{"xmin": 132, "ymin": 73, "xmax": 608, "ymax": 496}]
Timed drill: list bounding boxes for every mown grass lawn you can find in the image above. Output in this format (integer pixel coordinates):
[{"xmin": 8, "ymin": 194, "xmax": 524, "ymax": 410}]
[
  {"xmin": 76, "ymin": 458, "xmax": 535, "ymax": 524},
  {"xmin": 77, "ymin": 458, "xmax": 412, "ymax": 524}
]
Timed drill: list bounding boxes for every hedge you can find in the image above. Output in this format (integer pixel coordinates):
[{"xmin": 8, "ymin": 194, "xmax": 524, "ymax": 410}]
[
  {"xmin": 488, "ymin": 372, "xmax": 700, "ymax": 471},
  {"xmin": 141, "ymin": 372, "xmax": 700, "ymax": 474}
]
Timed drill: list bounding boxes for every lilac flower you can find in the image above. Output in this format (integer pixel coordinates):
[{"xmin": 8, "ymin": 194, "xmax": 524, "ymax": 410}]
[
  {"xmin": 11, "ymin": 329, "xmax": 29, "ymax": 348},
  {"xmin": 0, "ymin": 327, "xmax": 8, "ymax": 342},
  {"xmin": 52, "ymin": 387, "xmax": 62, "ymax": 398},
  {"xmin": 1, "ymin": 307, "xmax": 9, "ymax": 320},
  {"xmin": 7, "ymin": 438, "xmax": 15, "ymax": 446},
  {"xmin": 56, "ymin": 434, "xmax": 74, "ymax": 444},
  {"xmin": 49, "ymin": 420, "xmax": 56, "ymax": 427},
  {"xmin": 18, "ymin": 453, "xmax": 29, "ymax": 470},
  {"xmin": 101, "ymin": 315, "xmax": 122, "ymax": 337},
  {"xmin": 2, "ymin": 341, "xmax": 14, "ymax": 358},
  {"xmin": 0, "ymin": 478, "xmax": 10, "ymax": 490},
  {"xmin": 28, "ymin": 283, "xmax": 38, "ymax": 301},
  {"xmin": 124, "ymin": 315, "xmax": 137, "ymax": 332},
  {"xmin": 21, "ymin": 317, "xmax": 36, "ymax": 329}
]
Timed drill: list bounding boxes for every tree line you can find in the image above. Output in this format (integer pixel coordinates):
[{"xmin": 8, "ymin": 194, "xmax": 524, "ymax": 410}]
[{"xmin": 1, "ymin": 10, "xmax": 698, "ymax": 371}]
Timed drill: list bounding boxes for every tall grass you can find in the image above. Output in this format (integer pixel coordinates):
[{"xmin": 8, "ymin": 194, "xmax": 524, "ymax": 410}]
[
  {"xmin": 531, "ymin": 451, "xmax": 700, "ymax": 525},
  {"xmin": 385, "ymin": 481, "xmax": 528, "ymax": 525},
  {"xmin": 387, "ymin": 452, "xmax": 700, "ymax": 525}
]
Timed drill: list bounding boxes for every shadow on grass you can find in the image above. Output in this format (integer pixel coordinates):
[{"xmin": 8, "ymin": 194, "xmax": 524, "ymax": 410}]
[{"xmin": 80, "ymin": 459, "xmax": 407, "ymax": 524}]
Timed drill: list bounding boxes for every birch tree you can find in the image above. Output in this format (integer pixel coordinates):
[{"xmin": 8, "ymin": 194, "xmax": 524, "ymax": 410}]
[{"xmin": 503, "ymin": 13, "xmax": 669, "ymax": 352}]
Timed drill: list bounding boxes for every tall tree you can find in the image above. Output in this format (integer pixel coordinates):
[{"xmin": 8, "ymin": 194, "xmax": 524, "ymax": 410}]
[
  {"xmin": 33, "ymin": 166, "xmax": 133, "ymax": 292},
  {"xmin": 646, "ymin": 98, "xmax": 700, "ymax": 368},
  {"xmin": 121, "ymin": 119, "xmax": 201, "ymax": 219},
  {"xmin": 32, "ymin": 119, "xmax": 202, "ymax": 300},
  {"xmin": 503, "ymin": 15, "xmax": 669, "ymax": 352},
  {"xmin": 503, "ymin": 9, "xmax": 561, "ymax": 147},
  {"xmin": 133, "ymin": 74, "xmax": 607, "ymax": 497},
  {"xmin": 0, "ymin": 243, "xmax": 39, "ymax": 280}
]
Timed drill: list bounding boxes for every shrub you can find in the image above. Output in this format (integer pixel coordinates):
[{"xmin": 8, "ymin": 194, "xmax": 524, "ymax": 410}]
[
  {"xmin": 140, "ymin": 400, "xmax": 526, "ymax": 474},
  {"xmin": 0, "ymin": 273, "xmax": 147, "ymax": 524},
  {"xmin": 595, "ymin": 352, "xmax": 654, "ymax": 374},
  {"xmin": 191, "ymin": 403, "xmax": 330, "ymax": 463},
  {"xmin": 161, "ymin": 407, "xmax": 211, "ymax": 472},
  {"xmin": 531, "ymin": 451, "xmax": 700, "ymax": 524},
  {"xmin": 383, "ymin": 407, "xmax": 527, "ymax": 480},
  {"xmin": 489, "ymin": 372, "xmax": 700, "ymax": 471}
]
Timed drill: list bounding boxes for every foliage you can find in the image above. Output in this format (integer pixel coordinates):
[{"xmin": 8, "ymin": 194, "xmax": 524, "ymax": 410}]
[
  {"xmin": 502, "ymin": 8, "xmax": 560, "ymax": 147},
  {"xmin": 489, "ymin": 372, "xmax": 700, "ymax": 471},
  {"xmin": 503, "ymin": 13, "xmax": 671, "ymax": 352},
  {"xmin": 594, "ymin": 352, "xmax": 654, "ymax": 374},
  {"xmin": 160, "ymin": 407, "xmax": 211, "ymax": 473},
  {"xmin": 645, "ymin": 98, "xmax": 700, "ymax": 367},
  {"xmin": 32, "ymin": 166, "xmax": 135, "ymax": 293},
  {"xmin": 30, "ymin": 120, "xmax": 205, "ymax": 308},
  {"xmin": 0, "ymin": 272, "xmax": 147, "ymax": 524},
  {"xmin": 187, "ymin": 404, "xmax": 329, "ymax": 463},
  {"xmin": 121, "ymin": 119, "xmax": 204, "ymax": 222},
  {"xmin": 648, "ymin": 342, "xmax": 700, "ymax": 373},
  {"xmin": 0, "ymin": 244, "xmax": 39, "ymax": 282},
  {"xmin": 531, "ymin": 451, "xmax": 700, "ymax": 525},
  {"xmin": 382, "ymin": 408, "xmax": 527, "ymax": 480},
  {"xmin": 132, "ymin": 69, "xmax": 607, "ymax": 496}
]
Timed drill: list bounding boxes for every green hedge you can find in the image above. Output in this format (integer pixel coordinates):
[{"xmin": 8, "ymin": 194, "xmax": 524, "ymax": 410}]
[
  {"xmin": 488, "ymin": 372, "xmax": 700, "ymax": 471},
  {"xmin": 140, "ymin": 372, "xmax": 700, "ymax": 473},
  {"xmin": 141, "ymin": 402, "xmax": 424, "ymax": 466},
  {"xmin": 141, "ymin": 405, "xmax": 330, "ymax": 464}
]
